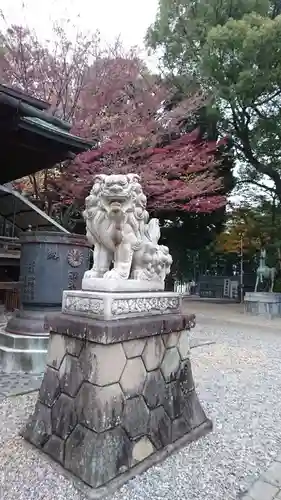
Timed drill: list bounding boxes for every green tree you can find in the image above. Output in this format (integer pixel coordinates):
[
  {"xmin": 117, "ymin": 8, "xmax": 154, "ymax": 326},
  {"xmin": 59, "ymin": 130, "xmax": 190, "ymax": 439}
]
[
  {"xmin": 158, "ymin": 100, "xmax": 235, "ymax": 283},
  {"xmin": 146, "ymin": 0, "xmax": 269, "ymax": 78},
  {"xmin": 147, "ymin": 0, "xmax": 281, "ymax": 202}
]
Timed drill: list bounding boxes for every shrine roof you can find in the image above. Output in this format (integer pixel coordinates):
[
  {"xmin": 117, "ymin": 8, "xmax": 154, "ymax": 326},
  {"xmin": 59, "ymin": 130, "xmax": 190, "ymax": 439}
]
[{"xmin": 0, "ymin": 83, "xmax": 94, "ymax": 184}]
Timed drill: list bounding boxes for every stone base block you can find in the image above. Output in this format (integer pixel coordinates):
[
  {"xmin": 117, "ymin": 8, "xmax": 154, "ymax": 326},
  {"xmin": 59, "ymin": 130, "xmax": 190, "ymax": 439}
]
[
  {"xmin": 0, "ymin": 307, "xmax": 59, "ymax": 373},
  {"xmin": 0, "ymin": 327, "xmax": 48, "ymax": 373},
  {"xmin": 62, "ymin": 290, "xmax": 181, "ymax": 320},
  {"xmin": 5, "ymin": 307, "xmax": 60, "ymax": 336},
  {"xmin": 244, "ymin": 292, "xmax": 281, "ymax": 319},
  {"xmin": 23, "ymin": 311, "xmax": 211, "ymax": 493},
  {"xmin": 82, "ymin": 275, "xmax": 165, "ymax": 292}
]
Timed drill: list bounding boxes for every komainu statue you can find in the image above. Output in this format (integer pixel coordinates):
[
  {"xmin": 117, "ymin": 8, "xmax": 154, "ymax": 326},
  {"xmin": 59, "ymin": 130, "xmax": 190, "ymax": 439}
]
[{"xmin": 82, "ymin": 174, "xmax": 172, "ymax": 286}]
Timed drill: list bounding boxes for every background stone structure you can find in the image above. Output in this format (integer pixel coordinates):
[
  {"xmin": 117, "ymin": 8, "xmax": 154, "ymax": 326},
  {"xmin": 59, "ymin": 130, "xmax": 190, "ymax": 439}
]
[{"xmin": 23, "ymin": 313, "xmax": 211, "ymax": 492}]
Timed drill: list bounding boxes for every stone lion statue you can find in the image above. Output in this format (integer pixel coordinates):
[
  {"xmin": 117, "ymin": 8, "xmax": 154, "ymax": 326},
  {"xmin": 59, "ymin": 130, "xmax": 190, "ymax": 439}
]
[{"xmin": 82, "ymin": 173, "xmax": 172, "ymax": 284}]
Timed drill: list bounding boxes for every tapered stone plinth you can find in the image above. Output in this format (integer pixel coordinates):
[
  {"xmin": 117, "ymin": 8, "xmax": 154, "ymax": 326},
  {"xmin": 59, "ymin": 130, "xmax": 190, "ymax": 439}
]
[{"xmin": 23, "ymin": 290, "xmax": 212, "ymax": 496}]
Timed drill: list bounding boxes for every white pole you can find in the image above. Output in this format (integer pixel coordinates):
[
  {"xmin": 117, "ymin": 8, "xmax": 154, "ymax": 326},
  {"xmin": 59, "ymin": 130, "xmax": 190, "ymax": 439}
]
[{"xmin": 240, "ymin": 234, "xmax": 244, "ymax": 303}]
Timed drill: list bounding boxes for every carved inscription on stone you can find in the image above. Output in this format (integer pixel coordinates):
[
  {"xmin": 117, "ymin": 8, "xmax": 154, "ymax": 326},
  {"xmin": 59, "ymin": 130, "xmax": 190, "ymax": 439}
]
[
  {"xmin": 68, "ymin": 271, "xmax": 79, "ymax": 290},
  {"xmin": 47, "ymin": 249, "xmax": 60, "ymax": 261},
  {"xmin": 23, "ymin": 260, "xmax": 36, "ymax": 301},
  {"xmin": 27, "ymin": 261, "xmax": 35, "ymax": 274}
]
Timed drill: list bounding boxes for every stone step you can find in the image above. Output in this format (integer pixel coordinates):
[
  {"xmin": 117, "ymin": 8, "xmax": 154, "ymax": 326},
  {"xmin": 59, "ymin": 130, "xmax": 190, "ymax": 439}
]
[
  {"xmin": 0, "ymin": 329, "xmax": 48, "ymax": 373},
  {"xmin": 0, "ymin": 330, "xmax": 48, "ymax": 350}
]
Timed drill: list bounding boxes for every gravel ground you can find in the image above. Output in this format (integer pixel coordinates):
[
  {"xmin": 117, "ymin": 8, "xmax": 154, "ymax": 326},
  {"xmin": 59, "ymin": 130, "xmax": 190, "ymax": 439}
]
[{"xmin": 1, "ymin": 319, "xmax": 281, "ymax": 500}]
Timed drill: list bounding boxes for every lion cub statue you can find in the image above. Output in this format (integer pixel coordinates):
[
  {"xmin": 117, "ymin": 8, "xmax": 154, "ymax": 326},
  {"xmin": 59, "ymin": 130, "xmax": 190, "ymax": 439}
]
[{"xmin": 82, "ymin": 173, "xmax": 172, "ymax": 286}]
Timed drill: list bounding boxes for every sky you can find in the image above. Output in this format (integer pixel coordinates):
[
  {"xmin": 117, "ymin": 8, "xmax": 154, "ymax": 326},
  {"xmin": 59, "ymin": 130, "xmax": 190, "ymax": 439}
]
[{"xmin": 0, "ymin": 0, "xmax": 159, "ymax": 67}]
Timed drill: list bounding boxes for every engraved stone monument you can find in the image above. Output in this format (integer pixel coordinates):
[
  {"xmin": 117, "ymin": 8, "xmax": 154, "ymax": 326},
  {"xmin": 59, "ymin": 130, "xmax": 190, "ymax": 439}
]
[{"xmin": 23, "ymin": 174, "xmax": 212, "ymax": 496}]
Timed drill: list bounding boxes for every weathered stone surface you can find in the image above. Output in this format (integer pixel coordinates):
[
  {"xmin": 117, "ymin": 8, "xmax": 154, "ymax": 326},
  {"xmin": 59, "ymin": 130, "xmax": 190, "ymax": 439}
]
[
  {"xmin": 149, "ymin": 406, "xmax": 171, "ymax": 449},
  {"xmin": 142, "ymin": 369, "xmax": 165, "ymax": 409},
  {"xmin": 47, "ymin": 333, "xmax": 66, "ymax": 369},
  {"xmin": 120, "ymin": 358, "xmax": 147, "ymax": 398},
  {"xmin": 160, "ymin": 347, "xmax": 181, "ymax": 382},
  {"xmin": 177, "ymin": 330, "xmax": 190, "ymax": 360},
  {"xmin": 39, "ymin": 367, "xmax": 60, "ymax": 407},
  {"xmin": 132, "ymin": 437, "xmax": 154, "ymax": 463},
  {"xmin": 65, "ymin": 425, "xmax": 131, "ymax": 488},
  {"xmin": 59, "ymin": 354, "xmax": 84, "ymax": 397},
  {"xmin": 179, "ymin": 359, "xmax": 194, "ymax": 394},
  {"xmin": 246, "ymin": 480, "xmax": 279, "ymax": 500},
  {"xmin": 23, "ymin": 402, "xmax": 52, "ymax": 447},
  {"xmin": 171, "ymin": 415, "xmax": 191, "ymax": 442},
  {"xmin": 65, "ymin": 337, "xmax": 84, "ymax": 357},
  {"xmin": 122, "ymin": 396, "xmax": 150, "ymax": 437},
  {"xmin": 49, "ymin": 312, "xmax": 193, "ymax": 345},
  {"xmin": 142, "ymin": 335, "xmax": 165, "ymax": 371},
  {"xmin": 47, "ymin": 328, "xmax": 83, "ymax": 363},
  {"xmin": 163, "ymin": 381, "xmax": 184, "ymax": 420},
  {"xmin": 52, "ymin": 393, "xmax": 77, "ymax": 439},
  {"xmin": 162, "ymin": 332, "xmax": 180, "ymax": 348},
  {"xmin": 43, "ymin": 434, "xmax": 65, "ymax": 464},
  {"xmin": 122, "ymin": 338, "xmax": 146, "ymax": 358},
  {"xmin": 182, "ymin": 391, "xmax": 207, "ymax": 429},
  {"xmin": 75, "ymin": 382, "xmax": 124, "ymax": 432},
  {"xmin": 79, "ymin": 343, "xmax": 126, "ymax": 386}
]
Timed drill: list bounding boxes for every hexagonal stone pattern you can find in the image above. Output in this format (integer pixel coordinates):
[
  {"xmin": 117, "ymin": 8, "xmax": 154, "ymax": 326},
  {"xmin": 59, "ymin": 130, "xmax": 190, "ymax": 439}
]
[
  {"xmin": 75, "ymin": 382, "xmax": 124, "ymax": 432},
  {"xmin": 162, "ymin": 332, "xmax": 180, "ymax": 348},
  {"xmin": 23, "ymin": 401, "xmax": 52, "ymax": 447},
  {"xmin": 132, "ymin": 437, "xmax": 154, "ymax": 463},
  {"xmin": 65, "ymin": 337, "xmax": 83, "ymax": 357},
  {"xmin": 149, "ymin": 406, "xmax": 171, "ymax": 449},
  {"xmin": 163, "ymin": 381, "xmax": 184, "ymax": 420},
  {"xmin": 120, "ymin": 358, "xmax": 147, "ymax": 398},
  {"xmin": 177, "ymin": 330, "xmax": 190, "ymax": 360},
  {"xmin": 142, "ymin": 369, "xmax": 165, "ymax": 409},
  {"xmin": 122, "ymin": 396, "xmax": 150, "ymax": 437},
  {"xmin": 179, "ymin": 359, "xmax": 194, "ymax": 394},
  {"xmin": 79, "ymin": 343, "xmax": 126, "ymax": 386},
  {"xmin": 52, "ymin": 393, "xmax": 77, "ymax": 439},
  {"xmin": 39, "ymin": 367, "xmax": 60, "ymax": 407},
  {"xmin": 47, "ymin": 334, "xmax": 66, "ymax": 369},
  {"xmin": 59, "ymin": 354, "xmax": 83, "ymax": 397},
  {"xmin": 43, "ymin": 434, "xmax": 65, "ymax": 464},
  {"xmin": 142, "ymin": 335, "xmax": 165, "ymax": 371},
  {"xmin": 182, "ymin": 391, "xmax": 207, "ymax": 429},
  {"xmin": 171, "ymin": 415, "xmax": 191, "ymax": 442},
  {"xmin": 161, "ymin": 347, "xmax": 181, "ymax": 382},
  {"xmin": 65, "ymin": 425, "xmax": 131, "ymax": 488},
  {"xmin": 122, "ymin": 338, "xmax": 146, "ymax": 358}
]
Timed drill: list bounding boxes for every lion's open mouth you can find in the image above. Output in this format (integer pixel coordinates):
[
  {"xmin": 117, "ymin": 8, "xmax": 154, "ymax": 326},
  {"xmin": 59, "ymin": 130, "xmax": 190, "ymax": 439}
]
[
  {"xmin": 107, "ymin": 198, "xmax": 127, "ymax": 212},
  {"xmin": 110, "ymin": 201, "xmax": 122, "ymax": 208},
  {"xmin": 105, "ymin": 196, "xmax": 128, "ymax": 205}
]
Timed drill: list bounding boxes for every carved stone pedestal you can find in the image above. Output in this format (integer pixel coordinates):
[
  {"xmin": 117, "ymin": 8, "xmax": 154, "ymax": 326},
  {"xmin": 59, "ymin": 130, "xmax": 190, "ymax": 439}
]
[
  {"xmin": 23, "ymin": 174, "xmax": 211, "ymax": 495},
  {"xmin": 62, "ymin": 289, "xmax": 181, "ymax": 320},
  {"xmin": 23, "ymin": 291, "xmax": 212, "ymax": 496}
]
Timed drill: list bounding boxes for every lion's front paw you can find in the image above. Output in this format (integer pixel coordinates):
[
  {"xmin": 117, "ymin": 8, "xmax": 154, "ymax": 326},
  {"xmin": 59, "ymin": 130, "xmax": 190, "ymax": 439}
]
[
  {"xmin": 104, "ymin": 269, "xmax": 126, "ymax": 279},
  {"xmin": 84, "ymin": 269, "xmax": 102, "ymax": 279}
]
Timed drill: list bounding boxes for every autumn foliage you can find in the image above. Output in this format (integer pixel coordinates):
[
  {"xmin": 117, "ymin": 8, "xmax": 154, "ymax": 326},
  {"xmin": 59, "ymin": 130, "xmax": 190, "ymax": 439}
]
[
  {"xmin": 215, "ymin": 206, "xmax": 272, "ymax": 255},
  {"xmin": 0, "ymin": 21, "xmax": 228, "ymax": 220},
  {"xmin": 53, "ymin": 128, "xmax": 226, "ymax": 214}
]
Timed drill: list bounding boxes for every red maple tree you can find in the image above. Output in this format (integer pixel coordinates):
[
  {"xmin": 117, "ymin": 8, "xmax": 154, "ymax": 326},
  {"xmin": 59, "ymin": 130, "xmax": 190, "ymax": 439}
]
[
  {"xmin": 0, "ymin": 20, "xmax": 226, "ymax": 225},
  {"xmin": 53, "ymin": 128, "xmax": 225, "ymax": 217}
]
